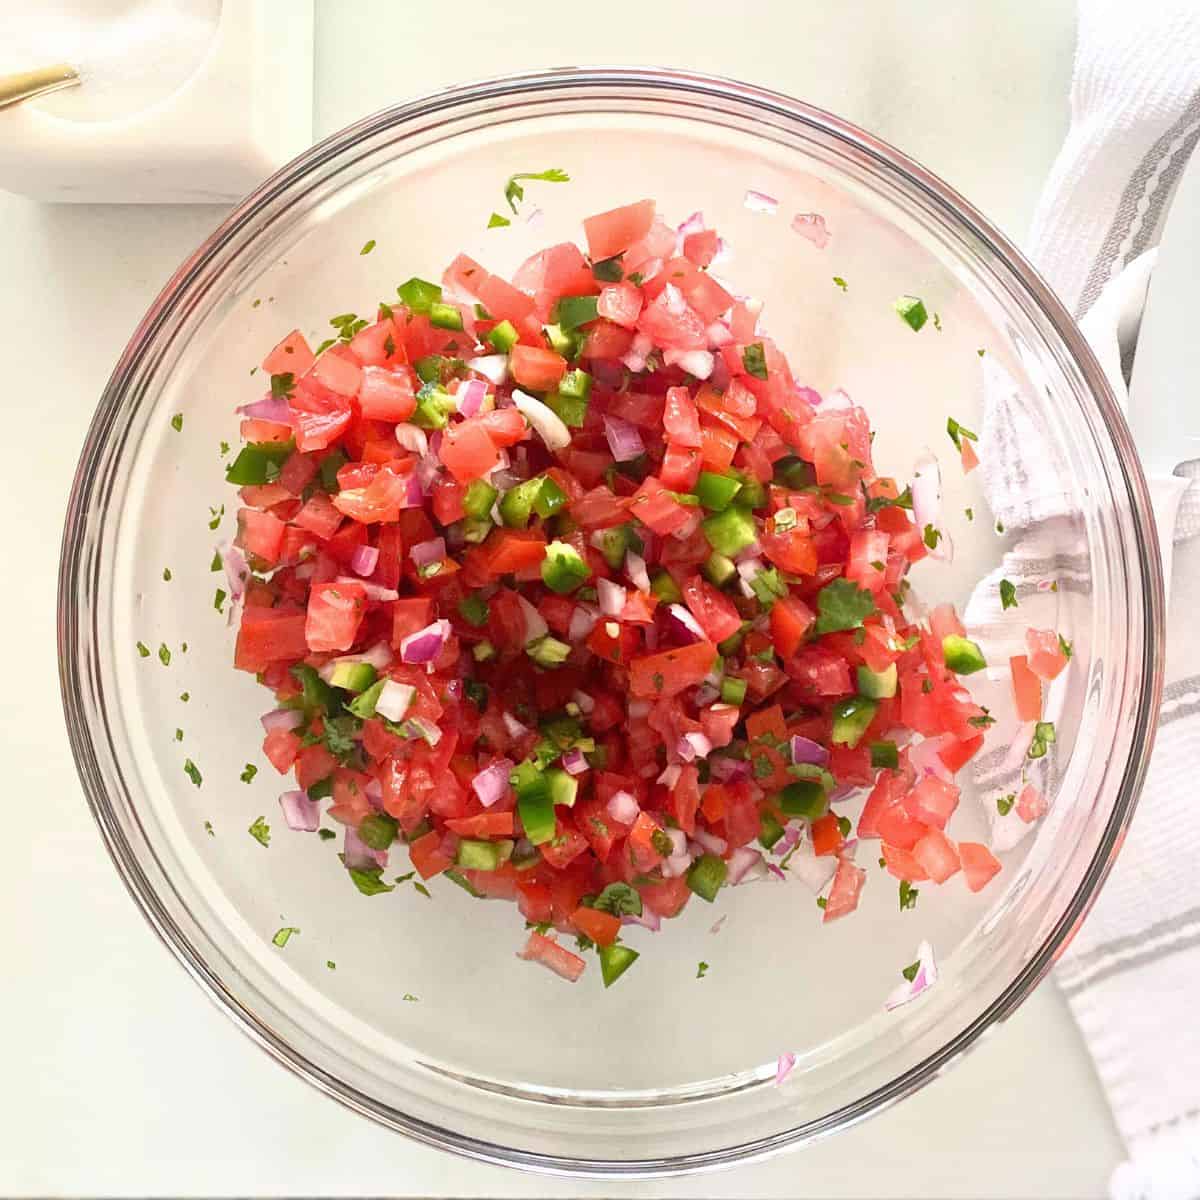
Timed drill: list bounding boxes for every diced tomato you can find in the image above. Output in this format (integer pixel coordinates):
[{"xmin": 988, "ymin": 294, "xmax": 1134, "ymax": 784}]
[
  {"xmin": 409, "ymin": 829, "xmax": 454, "ymax": 879},
  {"xmin": 903, "ymin": 777, "xmax": 960, "ymax": 830},
  {"xmin": 1010, "ymin": 654, "xmax": 1042, "ymax": 722},
  {"xmin": 637, "ymin": 285, "xmax": 707, "ymax": 350},
  {"xmin": 584, "ymin": 199, "xmax": 656, "ymax": 260},
  {"xmin": 810, "ymin": 813, "xmax": 845, "ymax": 856},
  {"xmin": 663, "ymin": 386, "xmax": 702, "ymax": 447},
  {"xmin": 445, "ymin": 811, "xmax": 515, "ymax": 838},
  {"xmin": 639, "ymin": 875, "xmax": 691, "ymax": 918},
  {"xmin": 822, "ymin": 860, "xmax": 866, "ymax": 922},
  {"xmin": 630, "ymin": 476, "xmax": 692, "ymax": 535},
  {"xmin": 960, "ymin": 438, "xmax": 980, "ymax": 473},
  {"xmin": 597, "ymin": 282, "xmax": 643, "ymax": 329},
  {"xmin": 358, "ymin": 365, "xmax": 416, "ymax": 422},
  {"xmin": 516, "ymin": 879, "xmax": 554, "ymax": 925},
  {"xmin": 305, "ymin": 580, "xmax": 367, "ymax": 652},
  {"xmin": 509, "ymin": 345, "xmax": 568, "ymax": 391},
  {"xmin": 672, "ymin": 764, "xmax": 701, "ymax": 835},
  {"xmin": 1026, "ymin": 628, "xmax": 1069, "ymax": 680},
  {"xmin": 570, "ymin": 905, "xmax": 621, "ymax": 947},
  {"xmin": 627, "ymin": 811, "xmax": 666, "ymax": 872},
  {"xmin": 912, "ymin": 828, "xmax": 961, "ymax": 883},
  {"xmin": 882, "ymin": 843, "xmax": 929, "ymax": 882},
  {"xmin": 263, "ymin": 329, "xmax": 316, "ymax": 376},
  {"xmin": 683, "ymin": 229, "xmax": 720, "ymax": 268},
  {"xmin": 236, "ymin": 507, "xmax": 286, "ymax": 566},
  {"xmin": 682, "ymin": 576, "xmax": 742, "ymax": 643},
  {"xmin": 770, "ymin": 595, "xmax": 815, "ymax": 659},
  {"xmin": 263, "ymin": 728, "xmax": 301, "ymax": 774},
  {"xmin": 234, "ymin": 607, "xmax": 308, "ymax": 673},
  {"xmin": 630, "ymin": 641, "xmax": 718, "ymax": 698},
  {"xmin": 439, "ymin": 419, "xmax": 501, "ymax": 483},
  {"xmin": 1016, "ymin": 783, "xmax": 1047, "ymax": 824},
  {"xmin": 959, "ymin": 842, "xmax": 1002, "ymax": 892},
  {"xmin": 518, "ymin": 931, "xmax": 586, "ymax": 982}
]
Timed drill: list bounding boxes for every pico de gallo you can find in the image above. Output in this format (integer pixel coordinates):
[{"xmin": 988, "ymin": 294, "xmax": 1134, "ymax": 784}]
[{"xmin": 221, "ymin": 197, "xmax": 1034, "ymax": 988}]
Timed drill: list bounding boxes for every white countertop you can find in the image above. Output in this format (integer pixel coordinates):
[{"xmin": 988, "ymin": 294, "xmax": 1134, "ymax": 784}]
[{"xmin": 1, "ymin": 1, "xmax": 1125, "ymax": 1195}]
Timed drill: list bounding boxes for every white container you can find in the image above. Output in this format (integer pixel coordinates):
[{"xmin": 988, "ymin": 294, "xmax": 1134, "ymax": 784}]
[{"xmin": 0, "ymin": 0, "xmax": 313, "ymax": 203}]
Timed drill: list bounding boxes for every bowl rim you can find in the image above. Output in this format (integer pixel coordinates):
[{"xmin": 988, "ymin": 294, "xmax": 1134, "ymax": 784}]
[{"xmin": 58, "ymin": 64, "xmax": 1165, "ymax": 1178}]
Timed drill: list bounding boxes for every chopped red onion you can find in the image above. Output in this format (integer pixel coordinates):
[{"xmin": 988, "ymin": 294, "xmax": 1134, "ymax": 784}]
[
  {"xmin": 344, "ymin": 826, "xmax": 387, "ymax": 871},
  {"xmin": 766, "ymin": 862, "xmax": 787, "ymax": 882},
  {"xmin": 911, "ymin": 450, "xmax": 941, "ymax": 540},
  {"xmin": 513, "ymin": 389, "xmax": 568, "ymax": 451},
  {"xmin": 706, "ymin": 320, "xmax": 734, "ymax": 348},
  {"xmin": 466, "ymin": 354, "xmax": 508, "ymax": 386},
  {"xmin": 502, "ymin": 711, "xmax": 530, "ymax": 740},
  {"xmin": 728, "ymin": 846, "xmax": 765, "ymax": 885},
  {"xmin": 775, "ymin": 821, "xmax": 804, "ymax": 858},
  {"xmin": 400, "ymin": 618, "xmax": 451, "ymax": 665},
  {"xmin": 665, "ymin": 603, "xmax": 705, "ymax": 643},
  {"xmin": 604, "ymin": 414, "xmax": 646, "ymax": 462},
  {"xmin": 788, "ymin": 843, "xmax": 838, "ymax": 893},
  {"xmin": 279, "ymin": 789, "xmax": 320, "ymax": 832},
  {"xmin": 455, "ymin": 378, "xmax": 488, "ymax": 417},
  {"xmin": 237, "ymin": 395, "xmax": 292, "ymax": 422},
  {"xmin": 709, "ymin": 755, "xmax": 751, "ymax": 783},
  {"xmin": 790, "ymin": 735, "xmax": 829, "ymax": 766},
  {"xmin": 676, "ymin": 210, "xmax": 705, "ymax": 239},
  {"xmin": 410, "ymin": 537, "xmax": 446, "ymax": 568},
  {"xmin": 336, "ymin": 577, "xmax": 399, "ymax": 602},
  {"xmin": 561, "ymin": 747, "xmax": 589, "ymax": 776},
  {"xmin": 676, "ymin": 735, "xmax": 697, "ymax": 763},
  {"xmin": 472, "ymin": 758, "xmax": 515, "ymax": 808},
  {"xmin": 374, "ymin": 679, "xmax": 415, "ymax": 722},
  {"xmin": 656, "ymin": 763, "xmax": 682, "ymax": 788},
  {"xmin": 909, "ymin": 735, "xmax": 955, "ymax": 783},
  {"xmin": 349, "ymin": 544, "xmax": 379, "ymax": 577},
  {"xmin": 607, "ymin": 790, "xmax": 640, "ymax": 824},
  {"xmin": 621, "ymin": 331, "xmax": 655, "ymax": 373},
  {"xmin": 661, "ymin": 852, "xmax": 693, "ymax": 878},
  {"xmin": 219, "ymin": 542, "xmax": 250, "ymax": 602},
  {"xmin": 744, "ymin": 189, "xmax": 779, "ymax": 215},
  {"xmin": 625, "ymin": 551, "xmax": 650, "ymax": 593},
  {"xmin": 710, "ymin": 914, "xmax": 728, "ymax": 935},
  {"xmin": 623, "ymin": 908, "xmax": 662, "ymax": 932},
  {"xmin": 395, "ymin": 424, "xmax": 428, "ymax": 455},
  {"xmin": 597, "ymin": 577, "xmax": 627, "ymax": 617},
  {"xmin": 885, "ymin": 940, "xmax": 939, "ymax": 1011},
  {"xmin": 567, "ymin": 603, "xmax": 598, "ymax": 643},
  {"xmin": 775, "ymin": 1053, "xmax": 796, "ymax": 1086},
  {"xmin": 571, "ymin": 689, "xmax": 595, "ymax": 715},
  {"xmin": 692, "ymin": 828, "xmax": 727, "ymax": 856},
  {"xmin": 662, "ymin": 347, "xmax": 715, "ymax": 379},
  {"xmin": 517, "ymin": 595, "xmax": 549, "ymax": 644},
  {"xmin": 790, "ymin": 212, "xmax": 830, "ymax": 248},
  {"xmin": 682, "ymin": 731, "xmax": 712, "ymax": 760},
  {"xmin": 407, "ymin": 716, "xmax": 442, "ymax": 746},
  {"xmin": 261, "ymin": 707, "xmax": 304, "ymax": 734}
]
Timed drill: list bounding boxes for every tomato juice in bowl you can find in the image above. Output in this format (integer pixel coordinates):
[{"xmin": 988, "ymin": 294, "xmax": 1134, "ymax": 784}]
[{"xmin": 59, "ymin": 68, "xmax": 1162, "ymax": 1176}]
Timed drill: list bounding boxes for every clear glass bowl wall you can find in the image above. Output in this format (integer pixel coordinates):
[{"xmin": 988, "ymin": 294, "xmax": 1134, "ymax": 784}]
[{"xmin": 59, "ymin": 69, "xmax": 1162, "ymax": 1177}]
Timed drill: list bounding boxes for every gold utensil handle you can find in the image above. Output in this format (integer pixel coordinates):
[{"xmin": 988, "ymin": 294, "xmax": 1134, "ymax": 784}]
[{"xmin": 0, "ymin": 63, "xmax": 80, "ymax": 111}]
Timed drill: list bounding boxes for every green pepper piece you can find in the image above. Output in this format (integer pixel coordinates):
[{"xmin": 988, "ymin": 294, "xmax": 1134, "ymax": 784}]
[
  {"xmin": 702, "ymin": 506, "xmax": 758, "ymax": 557},
  {"xmin": 463, "ymin": 479, "xmax": 498, "ymax": 520},
  {"xmin": 225, "ymin": 440, "xmax": 294, "ymax": 486},
  {"xmin": 942, "ymin": 635, "xmax": 987, "ymax": 674},
  {"xmin": 541, "ymin": 541, "xmax": 589, "ymax": 595},
  {"xmin": 599, "ymin": 943, "xmax": 640, "ymax": 988},
  {"xmin": 499, "ymin": 478, "xmax": 542, "ymax": 528},
  {"xmin": 347, "ymin": 678, "xmax": 386, "ymax": 720},
  {"xmin": 429, "ymin": 301, "xmax": 464, "ymax": 331},
  {"xmin": 358, "ymin": 813, "xmax": 398, "ymax": 851},
  {"xmin": 649, "ymin": 570, "xmax": 683, "ymax": 604},
  {"xmin": 694, "ymin": 470, "xmax": 743, "ymax": 512},
  {"xmin": 720, "ymin": 676, "xmax": 747, "ymax": 706},
  {"xmin": 555, "ymin": 294, "xmax": 600, "ymax": 331},
  {"xmin": 702, "ymin": 552, "xmax": 737, "ymax": 588},
  {"xmin": 487, "ymin": 320, "xmax": 519, "ymax": 353},
  {"xmin": 831, "ymin": 696, "xmax": 879, "ymax": 748},
  {"xmin": 532, "ymin": 475, "xmax": 568, "ymax": 519},
  {"xmin": 870, "ymin": 740, "xmax": 899, "ymax": 769},
  {"xmin": 856, "ymin": 662, "xmax": 898, "ymax": 699},
  {"xmin": 759, "ymin": 810, "xmax": 786, "ymax": 850},
  {"xmin": 512, "ymin": 762, "xmax": 555, "ymax": 845},
  {"xmin": 687, "ymin": 853, "xmax": 728, "ymax": 902},
  {"xmin": 397, "ymin": 277, "xmax": 442, "ymax": 315},
  {"xmin": 456, "ymin": 839, "xmax": 503, "ymax": 871},
  {"xmin": 329, "ymin": 661, "xmax": 377, "ymax": 693},
  {"xmin": 778, "ymin": 779, "xmax": 828, "ymax": 820}
]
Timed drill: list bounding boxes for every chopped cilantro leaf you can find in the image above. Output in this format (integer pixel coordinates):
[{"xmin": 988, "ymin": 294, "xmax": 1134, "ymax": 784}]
[
  {"xmin": 504, "ymin": 168, "xmax": 570, "ymax": 213},
  {"xmin": 946, "ymin": 416, "xmax": 978, "ymax": 452},
  {"xmin": 183, "ymin": 759, "xmax": 202, "ymax": 787},
  {"xmin": 893, "ymin": 295, "xmax": 927, "ymax": 331},
  {"xmin": 901, "ymin": 960, "xmax": 921, "ymax": 982},
  {"xmin": 923, "ymin": 525, "xmax": 941, "ymax": 550},
  {"xmin": 326, "ymin": 960, "xmax": 336, "ymax": 970},
  {"xmin": 899, "ymin": 880, "xmax": 919, "ymax": 910},
  {"xmin": 318, "ymin": 828, "xmax": 336, "ymax": 841},
  {"xmin": 248, "ymin": 815, "xmax": 270, "ymax": 846},
  {"xmin": 158, "ymin": 643, "xmax": 171, "ymax": 666},
  {"xmin": 742, "ymin": 343, "xmax": 768, "ymax": 379},
  {"xmin": 965, "ymin": 506, "xmax": 974, "ymax": 521},
  {"xmin": 214, "ymin": 588, "xmax": 227, "ymax": 613},
  {"xmin": 816, "ymin": 896, "xmax": 828, "ymax": 909},
  {"xmin": 1059, "ymin": 634, "xmax": 1074, "ymax": 659},
  {"xmin": 348, "ymin": 867, "xmax": 393, "ymax": 896},
  {"xmin": 413, "ymin": 881, "xmax": 432, "ymax": 899},
  {"xmin": 832, "ymin": 276, "xmax": 848, "ymax": 291},
  {"xmin": 240, "ymin": 763, "xmax": 258, "ymax": 784},
  {"xmin": 179, "ymin": 692, "xmax": 190, "ymax": 702},
  {"xmin": 999, "ymin": 578, "xmax": 1018, "ymax": 610},
  {"xmin": 813, "ymin": 577, "xmax": 876, "ymax": 635},
  {"xmin": 487, "ymin": 212, "xmax": 511, "ymax": 229},
  {"xmin": 210, "ymin": 550, "xmax": 222, "ymax": 572},
  {"xmin": 403, "ymin": 993, "xmax": 419, "ymax": 1002},
  {"xmin": 360, "ymin": 239, "xmax": 376, "ymax": 255},
  {"xmin": 204, "ymin": 820, "xmax": 214, "ymax": 836},
  {"xmin": 170, "ymin": 413, "xmax": 183, "ymax": 432},
  {"xmin": 162, "ymin": 567, "xmax": 172, "ymax": 582},
  {"xmin": 997, "ymin": 793, "xmax": 1016, "ymax": 816},
  {"xmin": 220, "ymin": 440, "xmax": 230, "ymax": 456},
  {"xmin": 697, "ymin": 961, "xmax": 709, "ymax": 979},
  {"xmin": 269, "ymin": 372, "xmax": 295, "ymax": 398},
  {"xmin": 174, "ymin": 728, "xmax": 183, "ymax": 742},
  {"xmin": 272, "ymin": 926, "xmax": 300, "ymax": 948},
  {"xmin": 136, "ymin": 641, "xmax": 150, "ymax": 658}
]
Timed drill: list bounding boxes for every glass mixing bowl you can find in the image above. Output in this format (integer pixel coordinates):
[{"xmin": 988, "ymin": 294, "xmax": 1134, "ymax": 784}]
[{"xmin": 58, "ymin": 68, "xmax": 1164, "ymax": 1177}]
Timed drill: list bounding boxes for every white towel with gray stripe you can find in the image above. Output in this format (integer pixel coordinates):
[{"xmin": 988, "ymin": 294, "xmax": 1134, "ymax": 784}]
[{"xmin": 971, "ymin": 3, "xmax": 1200, "ymax": 1195}]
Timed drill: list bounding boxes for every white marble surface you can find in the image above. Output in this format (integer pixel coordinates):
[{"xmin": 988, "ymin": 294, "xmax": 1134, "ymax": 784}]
[{"xmin": 0, "ymin": 0, "xmax": 1125, "ymax": 1195}]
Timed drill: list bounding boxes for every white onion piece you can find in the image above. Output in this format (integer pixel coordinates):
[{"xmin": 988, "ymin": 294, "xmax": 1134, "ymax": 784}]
[
  {"xmin": 395, "ymin": 424, "xmax": 428, "ymax": 455},
  {"xmin": 512, "ymin": 388, "xmax": 569, "ymax": 451},
  {"xmin": 607, "ymin": 790, "xmax": 640, "ymax": 824},
  {"xmin": 466, "ymin": 354, "xmax": 508, "ymax": 385},
  {"xmin": 517, "ymin": 594, "xmax": 548, "ymax": 644},
  {"xmin": 656, "ymin": 763, "xmax": 682, "ymax": 788},
  {"xmin": 692, "ymin": 828, "xmax": 727, "ymax": 856},
  {"xmin": 786, "ymin": 843, "xmax": 839, "ymax": 893},
  {"xmin": 374, "ymin": 680, "xmax": 415, "ymax": 722},
  {"xmin": 909, "ymin": 735, "xmax": 955, "ymax": 782},
  {"xmin": 661, "ymin": 852, "xmax": 694, "ymax": 878},
  {"xmin": 911, "ymin": 450, "xmax": 941, "ymax": 539},
  {"xmin": 625, "ymin": 551, "xmax": 651, "ymax": 593},
  {"xmin": 597, "ymin": 577, "xmax": 627, "ymax": 617},
  {"xmin": 884, "ymin": 940, "xmax": 939, "ymax": 1011},
  {"xmin": 662, "ymin": 347, "xmax": 715, "ymax": 379},
  {"xmin": 728, "ymin": 846, "xmax": 766, "ymax": 885},
  {"xmin": 568, "ymin": 603, "xmax": 599, "ymax": 643},
  {"xmin": 502, "ymin": 711, "xmax": 530, "ymax": 740}
]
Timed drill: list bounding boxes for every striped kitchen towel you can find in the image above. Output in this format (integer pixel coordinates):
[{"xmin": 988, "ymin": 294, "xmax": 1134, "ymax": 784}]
[{"xmin": 971, "ymin": 3, "xmax": 1200, "ymax": 1196}]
